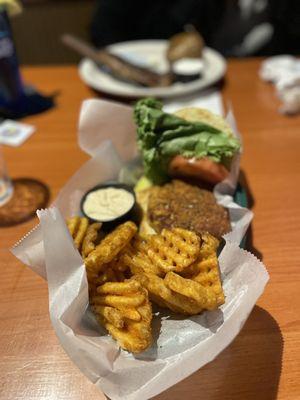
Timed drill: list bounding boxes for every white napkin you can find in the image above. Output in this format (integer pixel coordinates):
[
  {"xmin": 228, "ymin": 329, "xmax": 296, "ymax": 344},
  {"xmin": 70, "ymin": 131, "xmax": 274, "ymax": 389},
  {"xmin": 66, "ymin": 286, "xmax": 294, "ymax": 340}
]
[
  {"xmin": 0, "ymin": 120, "xmax": 35, "ymax": 146},
  {"xmin": 260, "ymin": 55, "xmax": 300, "ymax": 114}
]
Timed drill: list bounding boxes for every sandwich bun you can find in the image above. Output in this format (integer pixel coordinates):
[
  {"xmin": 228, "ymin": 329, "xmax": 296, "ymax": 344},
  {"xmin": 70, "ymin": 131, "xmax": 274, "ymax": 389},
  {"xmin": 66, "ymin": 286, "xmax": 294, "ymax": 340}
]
[{"xmin": 174, "ymin": 107, "xmax": 233, "ymax": 136}]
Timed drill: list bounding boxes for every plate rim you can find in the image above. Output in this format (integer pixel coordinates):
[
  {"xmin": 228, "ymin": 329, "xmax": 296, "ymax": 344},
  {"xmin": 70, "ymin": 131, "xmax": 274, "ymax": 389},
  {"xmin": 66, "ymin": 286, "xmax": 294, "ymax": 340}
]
[{"xmin": 78, "ymin": 40, "xmax": 227, "ymax": 98}]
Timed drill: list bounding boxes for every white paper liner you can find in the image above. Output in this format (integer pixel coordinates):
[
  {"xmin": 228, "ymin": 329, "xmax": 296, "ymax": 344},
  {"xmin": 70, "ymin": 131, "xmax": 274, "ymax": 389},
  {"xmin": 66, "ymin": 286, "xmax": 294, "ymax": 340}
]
[
  {"xmin": 11, "ymin": 99, "xmax": 267, "ymax": 399},
  {"xmin": 35, "ymin": 207, "xmax": 268, "ymax": 400},
  {"xmin": 13, "ymin": 140, "xmax": 124, "ymax": 279}
]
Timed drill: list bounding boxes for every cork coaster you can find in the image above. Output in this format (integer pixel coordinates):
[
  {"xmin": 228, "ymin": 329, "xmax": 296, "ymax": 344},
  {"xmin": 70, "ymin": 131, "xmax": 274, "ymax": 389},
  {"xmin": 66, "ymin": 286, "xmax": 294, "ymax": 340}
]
[{"xmin": 0, "ymin": 178, "xmax": 50, "ymax": 227}]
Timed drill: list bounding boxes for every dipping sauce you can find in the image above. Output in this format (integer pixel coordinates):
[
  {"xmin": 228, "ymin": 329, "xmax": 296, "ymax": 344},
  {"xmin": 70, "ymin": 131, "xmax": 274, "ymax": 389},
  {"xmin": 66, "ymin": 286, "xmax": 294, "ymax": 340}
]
[
  {"xmin": 173, "ymin": 58, "xmax": 204, "ymax": 75},
  {"xmin": 82, "ymin": 187, "xmax": 135, "ymax": 222},
  {"xmin": 172, "ymin": 58, "xmax": 204, "ymax": 83}
]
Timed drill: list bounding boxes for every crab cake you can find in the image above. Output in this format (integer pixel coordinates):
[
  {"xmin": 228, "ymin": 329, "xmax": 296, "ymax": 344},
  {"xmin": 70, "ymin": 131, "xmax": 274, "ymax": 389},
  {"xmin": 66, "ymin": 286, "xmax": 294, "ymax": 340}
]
[{"xmin": 147, "ymin": 180, "xmax": 231, "ymax": 239}]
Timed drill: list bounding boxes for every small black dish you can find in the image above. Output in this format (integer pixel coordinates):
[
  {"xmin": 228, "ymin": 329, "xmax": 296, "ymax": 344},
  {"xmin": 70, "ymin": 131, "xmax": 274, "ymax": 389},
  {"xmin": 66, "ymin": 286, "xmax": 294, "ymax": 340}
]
[
  {"xmin": 172, "ymin": 58, "xmax": 204, "ymax": 83},
  {"xmin": 80, "ymin": 181, "xmax": 137, "ymax": 231},
  {"xmin": 174, "ymin": 72, "xmax": 202, "ymax": 83}
]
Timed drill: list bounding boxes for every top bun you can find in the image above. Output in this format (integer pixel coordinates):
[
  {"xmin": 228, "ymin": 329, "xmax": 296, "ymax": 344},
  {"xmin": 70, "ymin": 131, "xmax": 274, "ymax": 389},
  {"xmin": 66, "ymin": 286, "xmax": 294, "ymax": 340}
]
[{"xmin": 174, "ymin": 108, "xmax": 234, "ymax": 138}]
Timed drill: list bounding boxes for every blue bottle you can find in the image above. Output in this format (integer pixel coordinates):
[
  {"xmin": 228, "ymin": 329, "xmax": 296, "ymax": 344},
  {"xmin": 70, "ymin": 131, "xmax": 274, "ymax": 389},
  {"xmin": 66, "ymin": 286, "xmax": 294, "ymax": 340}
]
[{"xmin": 0, "ymin": 7, "xmax": 25, "ymax": 115}]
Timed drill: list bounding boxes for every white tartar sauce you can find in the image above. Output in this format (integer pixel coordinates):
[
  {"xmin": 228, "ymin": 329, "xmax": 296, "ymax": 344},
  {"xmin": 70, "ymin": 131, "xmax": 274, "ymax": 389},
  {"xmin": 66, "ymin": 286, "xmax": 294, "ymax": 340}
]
[
  {"xmin": 83, "ymin": 187, "xmax": 134, "ymax": 221},
  {"xmin": 173, "ymin": 58, "xmax": 204, "ymax": 75}
]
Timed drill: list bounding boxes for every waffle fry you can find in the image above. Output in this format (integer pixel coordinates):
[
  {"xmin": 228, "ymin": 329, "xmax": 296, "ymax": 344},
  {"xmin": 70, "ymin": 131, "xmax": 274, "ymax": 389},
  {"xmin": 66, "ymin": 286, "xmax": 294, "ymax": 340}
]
[
  {"xmin": 178, "ymin": 261, "xmax": 202, "ymax": 278},
  {"xmin": 82, "ymin": 222, "xmax": 102, "ymax": 258},
  {"xmin": 199, "ymin": 232, "xmax": 219, "ymax": 259},
  {"xmin": 104, "ymin": 320, "xmax": 151, "ymax": 354},
  {"xmin": 134, "ymin": 273, "xmax": 202, "ymax": 315},
  {"xmin": 95, "ymin": 268, "xmax": 117, "ymax": 286},
  {"xmin": 192, "ymin": 258, "xmax": 224, "ymax": 306},
  {"xmin": 117, "ymin": 307, "xmax": 141, "ymax": 322},
  {"xmin": 191, "ymin": 233, "xmax": 224, "ymax": 306},
  {"xmin": 87, "ymin": 267, "xmax": 118, "ymax": 298},
  {"xmin": 67, "ymin": 216, "xmax": 80, "ymax": 237},
  {"xmin": 165, "ymin": 272, "xmax": 218, "ymax": 311},
  {"xmin": 120, "ymin": 240, "xmax": 163, "ymax": 276},
  {"xmin": 85, "ymin": 221, "xmax": 137, "ymax": 273},
  {"xmin": 108, "ymin": 249, "xmax": 129, "ymax": 272},
  {"xmin": 67, "ymin": 216, "xmax": 89, "ymax": 250},
  {"xmin": 94, "ymin": 293, "xmax": 146, "ymax": 308},
  {"xmin": 123, "ymin": 252, "xmax": 159, "ymax": 276},
  {"xmin": 147, "ymin": 228, "xmax": 200, "ymax": 273},
  {"xmin": 106, "ymin": 291, "xmax": 152, "ymax": 353},
  {"xmin": 65, "ymin": 212, "xmax": 225, "ymax": 353},
  {"xmin": 91, "ymin": 278, "xmax": 152, "ymax": 353},
  {"xmin": 93, "ymin": 305, "xmax": 124, "ymax": 329},
  {"xmin": 97, "ymin": 279, "xmax": 141, "ymax": 295}
]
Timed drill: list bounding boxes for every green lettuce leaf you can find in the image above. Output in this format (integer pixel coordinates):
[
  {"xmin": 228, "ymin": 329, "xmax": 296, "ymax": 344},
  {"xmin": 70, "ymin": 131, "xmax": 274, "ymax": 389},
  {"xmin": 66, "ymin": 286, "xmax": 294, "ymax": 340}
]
[{"xmin": 134, "ymin": 98, "xmax": 240, "ymax": 184}]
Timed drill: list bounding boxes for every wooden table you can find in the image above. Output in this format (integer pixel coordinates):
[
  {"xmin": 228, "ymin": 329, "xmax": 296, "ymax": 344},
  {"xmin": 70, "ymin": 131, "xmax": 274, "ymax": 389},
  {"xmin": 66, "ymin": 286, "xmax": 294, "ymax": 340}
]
[{"xmin": 1, "ymin": 60, "xmax": 299, "ymax": 400}]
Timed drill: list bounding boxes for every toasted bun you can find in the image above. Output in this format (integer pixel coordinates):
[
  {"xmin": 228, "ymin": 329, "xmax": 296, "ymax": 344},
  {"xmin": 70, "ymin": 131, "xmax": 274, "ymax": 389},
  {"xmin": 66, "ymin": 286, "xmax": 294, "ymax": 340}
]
[{"xmin": 174, "ymin": 107, "xmax": 233, "ymax": 137}]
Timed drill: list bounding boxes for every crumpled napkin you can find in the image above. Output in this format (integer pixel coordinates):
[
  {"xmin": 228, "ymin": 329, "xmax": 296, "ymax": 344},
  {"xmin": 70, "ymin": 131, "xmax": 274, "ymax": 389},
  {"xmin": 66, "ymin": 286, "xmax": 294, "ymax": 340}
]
[{"xmin": 259, "ymin": 55, "xmax": 300, "ymax": 115}]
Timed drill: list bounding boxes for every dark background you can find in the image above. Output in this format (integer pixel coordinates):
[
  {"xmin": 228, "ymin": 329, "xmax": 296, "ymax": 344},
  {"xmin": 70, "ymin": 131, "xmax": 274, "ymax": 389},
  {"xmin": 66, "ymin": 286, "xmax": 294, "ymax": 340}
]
[{"xmin": 12, "ymin": 0, "xmax": 300, "ymax": 65}]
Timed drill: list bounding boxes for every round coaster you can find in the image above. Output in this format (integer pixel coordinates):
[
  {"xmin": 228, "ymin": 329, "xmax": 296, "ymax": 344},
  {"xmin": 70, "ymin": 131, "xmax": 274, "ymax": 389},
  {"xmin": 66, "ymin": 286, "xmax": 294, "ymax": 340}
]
[{"xmin": 0, "ymin": 178, "xmax": 50, "ymax": 227}]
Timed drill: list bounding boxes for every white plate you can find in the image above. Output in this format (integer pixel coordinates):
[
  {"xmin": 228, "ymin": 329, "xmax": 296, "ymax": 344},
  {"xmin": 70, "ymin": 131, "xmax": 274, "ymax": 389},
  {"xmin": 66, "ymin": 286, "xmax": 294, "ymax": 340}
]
[{"xmin": 78, "ymin": 40, "xmax": 226, "ymax": 98}]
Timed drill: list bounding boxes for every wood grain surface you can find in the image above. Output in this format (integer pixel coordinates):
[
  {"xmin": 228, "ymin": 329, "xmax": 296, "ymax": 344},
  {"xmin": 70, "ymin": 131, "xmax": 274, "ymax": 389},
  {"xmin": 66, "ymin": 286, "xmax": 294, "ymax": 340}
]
[{"xmin": 0, "ymin": 60, "xmax": 299, "ymax": 400}]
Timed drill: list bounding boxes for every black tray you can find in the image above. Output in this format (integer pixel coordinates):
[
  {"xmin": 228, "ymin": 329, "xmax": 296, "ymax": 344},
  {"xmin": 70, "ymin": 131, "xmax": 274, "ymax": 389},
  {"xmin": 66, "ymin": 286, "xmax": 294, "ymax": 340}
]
[{"xmin": 233, "ymin": 183, "xmax": 249, "ymax": 249}]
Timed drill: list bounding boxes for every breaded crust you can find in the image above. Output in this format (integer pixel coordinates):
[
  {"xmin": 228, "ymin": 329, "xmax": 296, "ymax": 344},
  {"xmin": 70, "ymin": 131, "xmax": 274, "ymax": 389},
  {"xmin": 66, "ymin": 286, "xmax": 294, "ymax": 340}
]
[{"xmin": 147, "ymin": 180, "xmax": 231, "ymax": 239}]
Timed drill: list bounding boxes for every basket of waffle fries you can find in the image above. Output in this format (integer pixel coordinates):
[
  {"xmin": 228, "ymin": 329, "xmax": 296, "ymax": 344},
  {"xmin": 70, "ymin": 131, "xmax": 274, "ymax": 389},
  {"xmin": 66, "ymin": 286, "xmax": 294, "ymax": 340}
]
[
  {"xmin": 66, "ymin": 216, "xmax": 226, "ymax": 353},
  {"xmin": 12, "ymin": 99, "xmax": 268, "ymax": 400}
]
